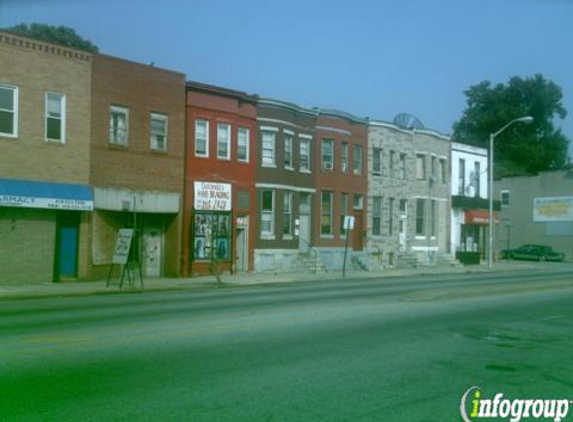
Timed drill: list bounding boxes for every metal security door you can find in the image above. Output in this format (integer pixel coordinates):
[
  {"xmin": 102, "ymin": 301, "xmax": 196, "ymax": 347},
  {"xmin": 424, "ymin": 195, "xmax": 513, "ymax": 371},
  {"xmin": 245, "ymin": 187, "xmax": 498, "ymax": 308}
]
[
  {"xmin": 144, "ymin": 226, "xmax": 162, "ymax": 277},
  {"xmin": 236, "ymin": 227, "xmax": 247, "ymax": 272},
  {"xmin": 298, "ymin": 215, "xmax": 310, "ymax": 252},
  {"xmin": 59, "ymin": 226, "xmax": 78, "ymax": 277}
]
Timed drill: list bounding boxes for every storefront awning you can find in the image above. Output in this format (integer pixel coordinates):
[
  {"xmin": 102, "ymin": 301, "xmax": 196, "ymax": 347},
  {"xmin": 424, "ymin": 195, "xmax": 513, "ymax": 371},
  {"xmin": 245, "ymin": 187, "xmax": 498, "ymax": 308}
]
[
  {"xmin": 465, "ymin": 209, "xmax": 500, "ymax": 225},
  {"xmin": 0, "ymin": 178, "xmax": 93, "ymax": 211}
]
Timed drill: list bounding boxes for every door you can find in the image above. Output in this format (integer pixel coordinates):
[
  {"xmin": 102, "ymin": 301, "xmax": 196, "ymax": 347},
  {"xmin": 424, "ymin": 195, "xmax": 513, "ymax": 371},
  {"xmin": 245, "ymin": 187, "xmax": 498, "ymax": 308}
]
[
  {"xmin": 353, "ymin": 213, "xmax": 363, "ymax": 251},
  {"xmin": 236, "ymin": 226, "xmax": 248, "ymax": 272},
  {"xmin": 143, "ymin": 226, "xmax": 162, "ymax": 277},
  {"xmin": 298, "ymin": 214, "xmax": 310, "ymax": 252},
  {"xmin": 59, "ymin": 226, "xmax": 78, "ymax": 278}
]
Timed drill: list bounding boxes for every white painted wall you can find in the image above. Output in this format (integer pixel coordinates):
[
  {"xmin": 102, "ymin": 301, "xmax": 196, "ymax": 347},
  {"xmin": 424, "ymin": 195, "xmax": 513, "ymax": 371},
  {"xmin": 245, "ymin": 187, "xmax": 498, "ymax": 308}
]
[{"xmin": 450, "ymin": 142, "xmax": 488, "ymax": 199}]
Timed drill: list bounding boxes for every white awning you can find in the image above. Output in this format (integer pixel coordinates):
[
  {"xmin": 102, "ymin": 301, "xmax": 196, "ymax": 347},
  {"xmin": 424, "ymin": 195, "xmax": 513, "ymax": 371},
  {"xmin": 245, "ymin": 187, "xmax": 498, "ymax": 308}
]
[{"xmin": 94, "ymin": 187, "xmax": 180, "ymax": 213}]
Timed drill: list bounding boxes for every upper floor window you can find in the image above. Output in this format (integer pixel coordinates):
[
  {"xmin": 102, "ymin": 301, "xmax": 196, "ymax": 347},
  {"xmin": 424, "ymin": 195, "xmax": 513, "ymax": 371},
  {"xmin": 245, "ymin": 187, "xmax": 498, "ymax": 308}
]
[
  {"xmin": 389, "ymin": 150, "xmax": 395, "ymax": 178},
  {"xmin": 0, "ymin": 85, "xmax": 18, "ymax": 137},
  {"xmin": 109, "ymin": 105, "xmax": 129, "ymax": 146},
  {"xmin": 372, "ymin": 196, "xmax": 382, "ymax": 236},
  {"xmin": 439, "ymin": 158, "xmax": 447, "ymax": 183},
  {"xmin": 431, "ymin": 155, "xmax": 437, "ymax": 180},
  {"xmin": 195, "ymin": 119, "xmax": 209, "ymax": 157},
  {"xmin": 474, "ymin": 162, "xmax": 481, "ymax": 197},
  {"xmin": 501, "ymin": 190, "xmax": 510, "ymax": 207},
  {"xmin": 150, "ymin": 113, "xmax": 167, "ymax": 151},
  {"xmin": 372, "ymin": 148, "xmax": 382, "ymax": 176},
  {"xmin": 262, "ymin": 130, "xmax": 276, "ymax": 167},
  {"xmin": 341, "ymin": 142, "xmax": 348, "ymax": 173},
  {"xmin": 322, "ymin": 139, "xmax": 334, "ymax": 171},
  {"xmin": 217, "ymin": 123, "xmax": 231, "ymax": 160},
  {"xmin": 299, "ymin": 138, "xmax": 311, "ymax": 172},
  {"xmin": 416, "ymin": 154, "xmax": 426, "ymax": 180},
  {"xmin": 353, "ymin": 144, "xmax": 363, "ymax": 176},
  {"xmin": 353, "ymin": 194, "xmax": 364, "ymax": 210},
  {"xmin": 399, "ymin": 153, "xmax": 407, "ymax": 180},
  {"xmin": 458, "ymin": 158, "xmax": 466, "ymax": 195},
  {"xmin": 45, "ymin": 93, "xmax": 65, "ymax": 143},
  {"xmin": 284, "ymin": 132, "xmax": 293, "ymax": 169},
  {"xmin": 237, "ymin": 127, "xmax": 249, "ymax": 162}
]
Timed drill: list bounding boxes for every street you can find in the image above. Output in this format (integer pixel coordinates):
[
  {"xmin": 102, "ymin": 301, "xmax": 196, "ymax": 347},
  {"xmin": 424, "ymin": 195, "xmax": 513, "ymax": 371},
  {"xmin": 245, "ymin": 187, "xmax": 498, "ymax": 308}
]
[{"xmin": 2, "ymin": 267, "xmax": 573, "ymax": 421}]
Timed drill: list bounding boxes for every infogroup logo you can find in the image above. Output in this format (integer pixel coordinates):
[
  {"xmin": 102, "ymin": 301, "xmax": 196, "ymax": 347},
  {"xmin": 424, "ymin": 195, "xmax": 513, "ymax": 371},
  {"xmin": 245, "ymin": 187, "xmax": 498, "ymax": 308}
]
[{"xmin": 460, "ymin": 387, "xmax": 571, "ymax": 422}]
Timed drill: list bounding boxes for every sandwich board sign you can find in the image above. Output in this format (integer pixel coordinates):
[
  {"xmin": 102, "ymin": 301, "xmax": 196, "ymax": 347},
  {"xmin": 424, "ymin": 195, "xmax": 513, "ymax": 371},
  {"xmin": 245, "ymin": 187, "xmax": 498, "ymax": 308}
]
[{"xmin": 112, "ymin": 229, "xmax": 134, "ymax": 264}]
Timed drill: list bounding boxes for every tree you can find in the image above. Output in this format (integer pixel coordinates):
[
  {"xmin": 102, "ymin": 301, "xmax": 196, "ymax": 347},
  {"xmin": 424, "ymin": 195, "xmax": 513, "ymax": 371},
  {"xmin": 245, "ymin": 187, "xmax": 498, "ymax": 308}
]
[
  {"xmin": 453, "ymin": 74, "xmax": 570, "ymax": 176},
  {"xmin": 4, "ymin": 23, "xmax": 99, "ymax": 53}
]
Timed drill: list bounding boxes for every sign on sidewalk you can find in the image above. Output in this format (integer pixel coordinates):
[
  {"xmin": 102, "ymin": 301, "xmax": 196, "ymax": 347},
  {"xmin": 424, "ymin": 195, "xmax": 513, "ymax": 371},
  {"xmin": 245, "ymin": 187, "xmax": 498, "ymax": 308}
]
[{"xmin": 112, "ymin": 229, "xmax": 134, "ymax": 264}]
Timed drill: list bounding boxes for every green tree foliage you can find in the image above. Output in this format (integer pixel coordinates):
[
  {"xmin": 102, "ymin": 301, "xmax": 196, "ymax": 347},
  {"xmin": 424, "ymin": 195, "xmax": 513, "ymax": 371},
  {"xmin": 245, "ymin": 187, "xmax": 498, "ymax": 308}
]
[
  {"xmin": 4, "ymin": 23, "xmax": 99, "ymax": 53},
  {"xmin": 453, "ymin": 74, "xmax": 570, "ymax": 176}
]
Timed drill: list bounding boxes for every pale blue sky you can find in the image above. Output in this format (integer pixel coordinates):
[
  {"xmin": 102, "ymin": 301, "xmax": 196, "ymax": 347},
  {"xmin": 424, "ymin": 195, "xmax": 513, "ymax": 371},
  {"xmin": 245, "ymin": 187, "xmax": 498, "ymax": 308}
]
[{"xmin": 1, "ymin": 0, "xmax": 571, "ymax": 156}]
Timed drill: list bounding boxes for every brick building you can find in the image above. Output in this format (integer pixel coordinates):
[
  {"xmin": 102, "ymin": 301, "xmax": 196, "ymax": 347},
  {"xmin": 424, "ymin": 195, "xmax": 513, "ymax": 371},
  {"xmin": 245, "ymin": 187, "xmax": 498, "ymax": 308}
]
[
  {"xmin": 182, "ymin": 82, "xmax": 258, "ymax": 276},
  {"xmin": 367, "ymin": 121, "xmax": 451, "ymax": 267},
  {"xmin": 254, "ymin": 98, "xmax": 317, "ymax": 271},
  {"xmin": 89, "ymin": 54, "xmax": 186, "ymax": 279},
  {"xmin": 314, "ymin": 109, "xmax": 368, "ymax": 270},
  {"xmin": 0, "ymin": 31, "xmax": 93, "ymax": 284}
]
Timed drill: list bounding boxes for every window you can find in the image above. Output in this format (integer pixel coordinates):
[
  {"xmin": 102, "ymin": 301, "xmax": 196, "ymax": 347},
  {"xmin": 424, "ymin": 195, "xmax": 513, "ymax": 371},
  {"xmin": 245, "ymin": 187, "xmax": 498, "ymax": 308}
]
[
  {"xmin": 195, "ymin": 119, "xmax": 209, "ymax": 157},
  {"xmin": 237, "ymin": 189, "xmax": 250, "ymax": 210},
  {"xmin": 284, "ymin": 132, "xmax": 293, "ymax": 169},
  {"xmin": 474, "ymin": 162, "xmax": 481, "ymax": 197},
  {"xmin": 439, "ymin": 158, "xmax": 447, "ymax": 183},
  {"xmin": 389, "ymin": 150, "xmax": 395, "ymax": 178},
  {"xmin": 430, "ymin": 200, "xmax": 437, "ymax": 237},
  {"xmin": 150, "ymin": 113, "xmax": 167, "ymax": 151},
  {"xmin": 283, "ymin": 192, "xmax": 293, "ymax": 236},
  {"xmin": 322, "ymin": 139, "xmax": 334, "ymax": 171},
  {"xmin": 262, "ymin": 130, "xmax": 276, "ymax": 166},
  {"xmin": 341, "ymin": 142, "xmax": 348, "ymax": 173},
  {"xmin": 372, "ymin": 196, "xmax": 382, "ymax": 236},
  {"xmin": 339, "ymin": 193, "xmax": 349, "ymax": 234},
  {"xmin": 109, "ymin": 106, "xmax": 129, "ymax": 146},
  {"xmin": 416, "ymin": 198, "xmax": 425, "ymax": 236},
  {"xmin": 45, "ymin": 93, "xmax": 65, "ymax": 142},
  {"xmin": 399, "ymin": 153, "xmax": 406, "ymax": 180},
  {"xmin": 321, "ymin": 191, "xmax": 333, "ymax": 235},
  {"xmin": 237, "ymin": 127, "xmax": 249, "ymax": 162},
  {"xmin": 399, "ymin": 199, "xmax": 407, "ymax": 214},
  {"xmin": 458, "ymin": 158, "xmax": 466, "ymax": 195},
  {"xmin": 217, "ymin": 123, "xmax": 231, "ymax": 160},
  {"xmin": 353, "ymin": 144, "xmax": 363, "ymax": 176},
  {"xmin": 501, "ymin": 190, "xmax": 510, "ymax": 207},
  {"xmin": 416, "ymin": 154, "xmax": 426, "ymax": 180},
  {"xmin": 0, "ymin": 85, "xmax": 17, "ymax": 137},
  {"xmin": 299, "ymin": 138, "xmax": 311, "ymax": 172},
  {"xmin": 372, "ymin": 148, "xmax": 382, "ymax": 176},
  {"xmin": 388, "ymin": 198, "xmax": 395, "ymax": 236},
  {"xmin": 261, "ymin": 190, "xmax": 275, "ymax": 236},
  {"xmin": 353, "ymin": 194, "xmax": 363, "ymax": 210}
]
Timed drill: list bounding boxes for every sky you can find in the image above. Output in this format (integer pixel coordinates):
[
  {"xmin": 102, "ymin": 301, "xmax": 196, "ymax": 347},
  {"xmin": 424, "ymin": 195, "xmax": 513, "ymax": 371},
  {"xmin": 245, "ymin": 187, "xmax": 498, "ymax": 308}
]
[{"xmin": 1, "ymin": 0, "xmax": 572, "ymax": 156}]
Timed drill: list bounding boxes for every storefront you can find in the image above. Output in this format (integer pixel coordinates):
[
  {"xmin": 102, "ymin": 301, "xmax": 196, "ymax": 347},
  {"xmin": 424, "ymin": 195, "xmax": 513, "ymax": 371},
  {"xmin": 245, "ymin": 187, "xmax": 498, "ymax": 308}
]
[
  {"xmin": 0, "ymin": 178, "xmax": 93, "ymax": 283},
  {"xmin": 455, "ymin": 209, "xmax": 499, "ymax": 264}
]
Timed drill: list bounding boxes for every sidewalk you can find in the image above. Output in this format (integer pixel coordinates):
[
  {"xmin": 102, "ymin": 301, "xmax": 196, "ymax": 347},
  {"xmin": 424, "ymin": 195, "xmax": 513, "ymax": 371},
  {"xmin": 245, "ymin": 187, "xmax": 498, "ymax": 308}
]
[{"xmin": 0, "ymin": 260, "xmax": 559, "ymax": 301}]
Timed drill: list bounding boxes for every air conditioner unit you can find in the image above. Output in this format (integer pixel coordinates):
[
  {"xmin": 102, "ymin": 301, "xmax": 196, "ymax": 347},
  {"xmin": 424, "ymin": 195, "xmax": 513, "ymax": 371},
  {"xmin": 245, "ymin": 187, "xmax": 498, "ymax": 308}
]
[{"xmin": 323, "ymin": 162, "xmax": 333, "ymax": 171}]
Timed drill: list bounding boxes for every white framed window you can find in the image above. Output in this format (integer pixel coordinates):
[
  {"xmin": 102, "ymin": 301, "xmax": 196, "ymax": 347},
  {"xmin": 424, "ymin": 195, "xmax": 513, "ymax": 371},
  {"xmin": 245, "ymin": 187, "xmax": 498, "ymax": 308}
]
[
  {"xmin": 283, "ymin": 191, "xmax": 293, "ymax": 236},
  {"xmin": 284, "ymin": 132, "xmax": 293, "ymax": 169},
  {"xmin": 150, "ymin": 112, "xmax": 168, "ymax": 151},
  {"xmin": 262, "ymin": 130, "xmax": 276, "ymax": 167},
  {"xmin": 353, "ymin": 194, "xmax": 364, "ymax": 210},
  {"xmin": 261, "ymin": 189, "xmax": 275, "ymax": 237},
  {"xmin": 416, "ymin": 154, "xmax": 426, "ymax": 180},
  {"xmin": 322, "ymin": 139, "xmax": 334, "ymax": 171},
  {"xmin": 237, "ymin": 127, "xmax": 249, "ymax": 162},
  {"xmin": 501, "ymin": 190, "xmax": 510, "ymax": 207},
  {"xmin": 321, "ymin": 191, "xmax": 333, "ymax": 236},
  {"xmin": 195, "ymin": 119, "xmax": 209, "ymax": 157},
  {"xmin": 353, "ymin": 144, "xmax": 363, "ymax": 176},
  {"xmin": 0, "ymin": 85, "xmax": 18, "ymax": 137},
  {"xmin": 372, "ymin": 196, "xmax": 382, "ymax": 236},
  {"xmin": 299, "ymin": 138, "xmax": 311, "ymax": 172},
  {"xmin": 109, "ymin": 105, "xmax": 129, "ymax": 146},
  {"xmin": 217, "ymin": 123, "xmax": 231, "ymax": 160},
  {"xmin": 45, "ymin": 92, "xmax": 65, "ymax": 143},
  {"xmin": 458, "ymin": 158, "xmax": 466, "ymax": 194},
  {"xmin": 341, "ymin": 142, "xmax": 348, "ymax": 173},
  {"xmin": 372, "ymin": 147, "xmax": 382, "ymax": 176}
]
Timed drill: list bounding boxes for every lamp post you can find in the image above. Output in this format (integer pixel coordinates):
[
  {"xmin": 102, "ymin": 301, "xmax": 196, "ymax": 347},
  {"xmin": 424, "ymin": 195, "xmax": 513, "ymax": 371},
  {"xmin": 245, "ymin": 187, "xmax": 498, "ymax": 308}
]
[{"xmin": 488, "ymin": 116, "xmax": 533, "ymax": 269}]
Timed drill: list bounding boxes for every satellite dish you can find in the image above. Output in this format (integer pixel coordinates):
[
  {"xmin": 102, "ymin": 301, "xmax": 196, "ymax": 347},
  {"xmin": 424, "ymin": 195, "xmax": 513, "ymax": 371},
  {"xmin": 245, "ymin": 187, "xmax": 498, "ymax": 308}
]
[{"xmin": 393, "ymin": 113, "xmax": 425, "ymax": 130}]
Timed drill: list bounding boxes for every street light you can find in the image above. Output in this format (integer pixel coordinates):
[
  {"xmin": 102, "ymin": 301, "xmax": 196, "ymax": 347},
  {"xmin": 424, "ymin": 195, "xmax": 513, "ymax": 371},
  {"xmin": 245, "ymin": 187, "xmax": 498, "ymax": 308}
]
[{"xmin": 488, "ymin": 116, "xmax": 533, "ymax": 269}]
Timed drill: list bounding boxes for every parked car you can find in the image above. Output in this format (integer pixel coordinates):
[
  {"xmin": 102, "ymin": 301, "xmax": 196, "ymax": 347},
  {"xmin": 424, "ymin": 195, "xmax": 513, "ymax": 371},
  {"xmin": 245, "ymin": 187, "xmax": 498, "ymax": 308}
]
[{"xmin": 510, "ymin": 244, "xmax": 565, "ymax": 262}]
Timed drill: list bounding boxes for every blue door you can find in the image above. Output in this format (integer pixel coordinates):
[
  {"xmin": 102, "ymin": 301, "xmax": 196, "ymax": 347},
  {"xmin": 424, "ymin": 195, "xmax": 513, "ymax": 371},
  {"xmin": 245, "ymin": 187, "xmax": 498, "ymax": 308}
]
[{"xmin": 59, "ymin": 226, "xmax": 78, "ymax": 277}]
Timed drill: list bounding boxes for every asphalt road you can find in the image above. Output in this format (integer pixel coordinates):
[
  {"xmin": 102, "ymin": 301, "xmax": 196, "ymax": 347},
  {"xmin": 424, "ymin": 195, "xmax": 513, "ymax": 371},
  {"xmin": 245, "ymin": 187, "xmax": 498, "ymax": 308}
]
[{"xmin": 2, "ymin": 266, "xmax": 573, "ymax": 422}]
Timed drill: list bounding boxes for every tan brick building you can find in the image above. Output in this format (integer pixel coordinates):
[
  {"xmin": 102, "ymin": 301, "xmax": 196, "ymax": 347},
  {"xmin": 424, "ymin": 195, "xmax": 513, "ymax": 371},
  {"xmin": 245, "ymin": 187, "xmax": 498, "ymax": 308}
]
[
  {"xmin": 0, "ymin": 31, "xmax": 93, "ymax": 284},
  {"xmin": 89, "ymin": 54, "xmax": 186, "ymax": 279}
]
